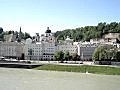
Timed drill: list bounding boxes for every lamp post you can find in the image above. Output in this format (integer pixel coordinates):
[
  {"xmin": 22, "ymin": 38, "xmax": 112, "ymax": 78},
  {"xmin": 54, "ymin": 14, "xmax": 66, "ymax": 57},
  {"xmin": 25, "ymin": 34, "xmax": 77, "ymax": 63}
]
[{"xmin": 81, "ymin": 52, "xmax": 84, "ymax": 63}]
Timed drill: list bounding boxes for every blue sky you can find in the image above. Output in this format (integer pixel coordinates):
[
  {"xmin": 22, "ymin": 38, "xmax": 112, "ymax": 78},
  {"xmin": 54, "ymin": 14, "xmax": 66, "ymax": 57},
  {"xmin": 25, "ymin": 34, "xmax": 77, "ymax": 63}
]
[{"xmin": 0, "ymin": 0, "xmax": 120, "ymax": 35}]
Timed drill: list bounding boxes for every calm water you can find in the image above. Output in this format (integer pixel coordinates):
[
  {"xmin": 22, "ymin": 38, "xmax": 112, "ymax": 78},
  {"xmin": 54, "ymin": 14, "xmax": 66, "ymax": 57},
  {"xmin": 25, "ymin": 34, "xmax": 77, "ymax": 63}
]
[{"xmin": 0, "ymin": 68, "xmax": 120, "ymax": 90}]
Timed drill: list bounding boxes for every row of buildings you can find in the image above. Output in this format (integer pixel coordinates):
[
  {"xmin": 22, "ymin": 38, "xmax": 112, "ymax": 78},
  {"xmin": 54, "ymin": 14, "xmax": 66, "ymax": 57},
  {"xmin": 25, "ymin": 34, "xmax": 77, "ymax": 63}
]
[{"xmin": 0, "ymin": 27, "xmax": 120, "ymax": 61}]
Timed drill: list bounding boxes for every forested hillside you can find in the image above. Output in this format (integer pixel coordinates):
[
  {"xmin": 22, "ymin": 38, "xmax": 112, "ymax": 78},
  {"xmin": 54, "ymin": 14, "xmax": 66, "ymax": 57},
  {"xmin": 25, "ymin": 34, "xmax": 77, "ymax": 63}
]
[{"xmin": 54, "ymin": 22, "xmax": 120, "ymax": 41}]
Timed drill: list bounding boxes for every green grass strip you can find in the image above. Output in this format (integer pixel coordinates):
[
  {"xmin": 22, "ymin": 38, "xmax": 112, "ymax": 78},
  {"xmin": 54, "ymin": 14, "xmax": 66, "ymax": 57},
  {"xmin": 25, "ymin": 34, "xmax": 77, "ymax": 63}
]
[{"xmin": 34, "ymin": 64, "xmax": 120, "ymax": 75}]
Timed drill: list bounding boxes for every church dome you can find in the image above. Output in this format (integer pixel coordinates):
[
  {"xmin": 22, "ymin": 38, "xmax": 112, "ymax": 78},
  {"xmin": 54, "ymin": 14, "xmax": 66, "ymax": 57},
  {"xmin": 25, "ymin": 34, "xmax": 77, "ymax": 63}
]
[{"xmin": 45, "ymin": 27, "xmax": 51, "ymax": 33}]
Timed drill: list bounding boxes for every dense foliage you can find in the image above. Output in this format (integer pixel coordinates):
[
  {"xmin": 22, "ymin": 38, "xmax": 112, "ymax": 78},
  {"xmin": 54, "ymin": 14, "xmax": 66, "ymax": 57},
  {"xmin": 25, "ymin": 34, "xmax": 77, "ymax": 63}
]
[
  {"xmin": 54, "ymin": 22, "xmax": 120, "ymax": 41},
  {"xmin": 54, "ymin": 51, "xmax": 79, "ymax": 62},
  {"xmin": 64, "ymin": 51, "xmax": 70, "ymax": 61},
  {"xmin": 92, "ymin": 45, "xmax": 120, "ymax": 62},
  {"xmin": 54, "ymin": 51, "xmax": 64, "ymax": 62}
]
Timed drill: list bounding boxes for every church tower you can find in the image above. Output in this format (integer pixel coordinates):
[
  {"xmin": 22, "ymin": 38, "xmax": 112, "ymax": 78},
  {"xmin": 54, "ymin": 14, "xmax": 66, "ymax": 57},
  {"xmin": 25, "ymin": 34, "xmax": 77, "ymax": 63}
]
[
  {"xmin": 18, "ymin": 27, "xmax": 22, "ymax": 42},
  {"xmin": 45, "ymin": 27, "xmax": 51, "ymax": 36}
]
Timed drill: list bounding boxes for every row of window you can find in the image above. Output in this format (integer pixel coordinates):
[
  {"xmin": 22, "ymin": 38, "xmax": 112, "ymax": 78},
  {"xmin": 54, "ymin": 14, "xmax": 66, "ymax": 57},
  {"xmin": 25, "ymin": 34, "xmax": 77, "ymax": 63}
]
[
  {"xmin": 58, "ymin": 46, "xmax": 74, "ymax": 48},
  {"xmin": 27, "ymin": 50, "xmax": 54, "ymax": 53},
  {"xmin": 43, "ymin": 56, "xmax": 54, "ymax": 57},
  {"xmin": 1, "ymin": 53, "xmax": 16, "ymax": 55},
  {"xmin": 61, "ymin": 50, "xmax": 76, "ymax": 52},
  {"xmin": 26, "ymin": 55, "xmax": 53, "ymax": 58},
  {"xmin": 28, "ymin": 48, "xmax": 42, "ymax": 50},
  {"xmin": 28, "ymin": 53, "xmax": 42, "ymax": 55},
  {"xmin": 44, "ymin": 50, "xmax": 54, "ymax": 52}
]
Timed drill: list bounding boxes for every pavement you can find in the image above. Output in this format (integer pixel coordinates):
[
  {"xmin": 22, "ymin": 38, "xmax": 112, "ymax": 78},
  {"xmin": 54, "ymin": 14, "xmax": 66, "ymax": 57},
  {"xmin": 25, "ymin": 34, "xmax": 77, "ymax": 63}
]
[
  {"xmin": 30, "ymin": 60, "xmax": 94, "ymax": 65},
  {"xmin": 2, "ymin": 59, "xmax": 120, "ymax": 67},
  {"xmin": 29, "ymin": 60, "xmax": 120, "ymax": 67}
]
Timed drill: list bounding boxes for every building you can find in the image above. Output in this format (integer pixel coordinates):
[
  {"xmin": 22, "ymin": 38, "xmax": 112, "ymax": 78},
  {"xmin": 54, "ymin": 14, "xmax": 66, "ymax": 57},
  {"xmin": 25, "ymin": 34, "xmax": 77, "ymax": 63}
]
[
  {"xmin": 1, "ymin": 26, "xmax": 120, "ymax": 61},
  {"xmin": 41, "ymin": 27, "xmax": 56, "ymax": 60},
  {"xmin": 56, "ymin": 44, "xmax": 77, "ymax": 55},
  {"xmin": 4, "ymin": 27, "xmax": 23, "ymax": 42},
  {"xmin": 24, "ymin": 42, "xmax": 43, "ymax": 60},
  {"xmin": 24, "ymin": 27, "xmax": 56, "ymax": 60},
  {"xmin": 77, "ymin": 42, "xmax": 98, "ymax": 60},
  {"xmin": 24, "ymin": 29, "xmax": 77, "ymax": 60},
  {"xmin": 4, "ymin": 33, "xmax": 17, "ymax": 42},
  {"xmin": 104, "ymin": 33, "xmax": 120, "ymax": 43},
  {"xmin": 0, "ymin": 42, "xmax": 25, "ymax": 59},
  {"xmin": 56, "ymin": 36, "xmax": 77, "ymax": 55}
]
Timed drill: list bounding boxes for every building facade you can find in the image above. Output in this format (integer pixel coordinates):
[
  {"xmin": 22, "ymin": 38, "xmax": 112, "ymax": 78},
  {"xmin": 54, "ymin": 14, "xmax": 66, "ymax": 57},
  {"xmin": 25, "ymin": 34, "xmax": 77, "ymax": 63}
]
[
  {"xmin": 0, "ymin": 42, "xmax": 25, "ymax": 59},
  {"xmin": 77, "ymin": 43, "xmax": 98, "ymax": 60},
  {"xmin": 24, "ymin": 43, "xmax": 43, "ymax": 60},
  {"xmin": 24, "ymin": 27, "xmax": 56, "ymax": 60},
  {"xmin": 56, "ymin": 36, "xmax": 77, "ymax": 55}
]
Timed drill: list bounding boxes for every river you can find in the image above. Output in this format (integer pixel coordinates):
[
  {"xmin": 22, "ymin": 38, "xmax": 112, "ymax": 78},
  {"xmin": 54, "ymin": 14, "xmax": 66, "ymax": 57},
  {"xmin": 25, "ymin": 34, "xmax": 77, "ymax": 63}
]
[{"xmin": 0, "ymin": 68, "xmax": 120, "ymax": 90}]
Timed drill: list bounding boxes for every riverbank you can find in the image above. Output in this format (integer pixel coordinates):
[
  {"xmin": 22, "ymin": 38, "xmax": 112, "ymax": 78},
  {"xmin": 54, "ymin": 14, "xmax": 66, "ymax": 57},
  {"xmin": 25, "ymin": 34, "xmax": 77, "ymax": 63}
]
[
  {"xmin": 34, "ymin": 64, "xmax": 120, "ymax": 75},
  {"xmin": 0, "ymin": 60, "xmax": 42, "ymax": 69}
]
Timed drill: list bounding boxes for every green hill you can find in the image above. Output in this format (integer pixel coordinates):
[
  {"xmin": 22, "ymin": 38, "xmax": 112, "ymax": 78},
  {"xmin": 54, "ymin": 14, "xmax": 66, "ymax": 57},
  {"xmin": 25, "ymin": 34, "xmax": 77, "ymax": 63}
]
[{"xmin": 54, "ymin": 22, "xmax": 120, "ymax": 41}]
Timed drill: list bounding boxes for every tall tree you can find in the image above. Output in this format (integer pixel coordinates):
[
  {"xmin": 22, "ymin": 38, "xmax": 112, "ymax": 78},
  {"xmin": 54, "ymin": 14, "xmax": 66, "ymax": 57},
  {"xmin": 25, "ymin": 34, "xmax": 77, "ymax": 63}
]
[
  {"xmin": 64, "ymin": 51, "xmax": 70, "ymax": 61},
  {"xmin": 72, "ymin": 53, "xmax": 79, "ymax": 62},
  {"xmin": 0, "ymin": 27, "xmax": 3, "ymax": 34},
  {"xmin": 92, "ymin": 46, "xmax": 107, "ymax": 61},
  {"xmin": 54, "ymin": 51, "xmax": 64, "ymax": 62},
  {"xmin": 24, "ymin": 32, "xmax": 31, "ymax": 39}
]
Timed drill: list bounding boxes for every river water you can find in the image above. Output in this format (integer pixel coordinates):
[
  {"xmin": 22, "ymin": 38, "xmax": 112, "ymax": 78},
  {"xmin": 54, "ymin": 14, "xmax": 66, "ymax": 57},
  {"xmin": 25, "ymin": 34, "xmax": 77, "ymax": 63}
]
[{"xmin": 0, "ymin": 68, "xmax": 120, "ymax": 90}]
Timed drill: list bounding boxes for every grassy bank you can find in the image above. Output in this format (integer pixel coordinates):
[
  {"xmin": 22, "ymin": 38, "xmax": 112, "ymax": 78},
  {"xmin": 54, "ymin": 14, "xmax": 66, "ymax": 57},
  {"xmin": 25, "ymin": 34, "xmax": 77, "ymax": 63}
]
[{"xmin": 34, "ymin": 64, "xmax": 120, "ymax": 75}]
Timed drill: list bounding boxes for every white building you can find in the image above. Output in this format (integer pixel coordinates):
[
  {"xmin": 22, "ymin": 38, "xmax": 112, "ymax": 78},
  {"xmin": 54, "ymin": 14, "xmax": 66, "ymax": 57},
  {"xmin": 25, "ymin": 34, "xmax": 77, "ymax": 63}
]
[
  {"xmin": 24, "ymin": 27, "xmax": 56, "ymax": 60},
  {"xmin": 40, "ymin": 27, "xmax": 56, "ymax": 60},
  {"xmin": 24, "ymin": 33, "xmax": 78, "ymax": 60},
  {"xmin": 57, "ymin": 44, "xmax": 77, "ymax": 55},
  {"xmin": 56, "ymin": 36, "xmax": 77, "ymax": 55},
  {"xmin": 24, "ymin": 28, "xmax": 78, "ymax": 60},
  {"xmin": 0, "ymin": 42, "xmax": 25, "ymax": 59},
  {"xmin": 77, "ymin": 43, "xmax": 98, "ymax": 60},
  {"xmin": 24, "ymin": 42, "xmax": 43, "ymax": 60},
  {"xmin": 4, "ymin": 33, "xmax": 17, "ymax": 42}
]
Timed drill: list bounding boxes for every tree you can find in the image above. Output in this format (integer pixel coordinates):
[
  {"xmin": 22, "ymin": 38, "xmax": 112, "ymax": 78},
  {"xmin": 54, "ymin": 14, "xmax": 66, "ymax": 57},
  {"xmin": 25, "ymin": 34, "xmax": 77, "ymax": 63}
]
[
  {"xmin": 24, "ymin": 32, "xmax": 31, "ymax": 39},
  {"xmin": 0, "ymin": 27, "xmax": 3, "ymax": 34},
  {"xmin": 72, "ymin": 53, "xmax": 79, "ymax": 62},
  {"xmin": 0, "ymin": 32, "xmax": 4, "ymax": 41},
  {"xmin": 54, "ymin": 51, "xmax": 64, "ymax": 62},
  {"xmin": 8, "ymin": 30, "xmax": 14, "ymax": 34},
  {"xmin": 92, "ymin": 46, "xmax": 107, "ymax": 61},
  {"xmin": 116, "ymin": 51, "xmax": 120, "ymax": 61},
  {"xmin": 54, "ymin": 22, "xmax": 120, "ymax": 42},
  {"xmin": 64, "ymin": 51, "xmax": 70, "ymax": 61}
]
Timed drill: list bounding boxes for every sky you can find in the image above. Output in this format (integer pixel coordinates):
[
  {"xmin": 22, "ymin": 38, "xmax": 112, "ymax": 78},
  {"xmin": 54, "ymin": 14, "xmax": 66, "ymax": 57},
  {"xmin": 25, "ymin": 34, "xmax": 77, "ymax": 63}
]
[{"xmin": 0, "ymin": 0, "xmax": 120, "ymax": 36}]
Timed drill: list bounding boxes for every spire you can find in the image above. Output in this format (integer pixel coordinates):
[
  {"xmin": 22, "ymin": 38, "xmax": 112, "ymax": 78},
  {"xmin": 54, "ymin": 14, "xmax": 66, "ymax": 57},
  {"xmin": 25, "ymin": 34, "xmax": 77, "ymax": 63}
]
[
  {"xmin": 18, "ymin": 26, "xmax": 22, "ymax": 42},
  {"xmin": 20, "ymin": 27, "xmax": 21, "ymax": 33}
]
